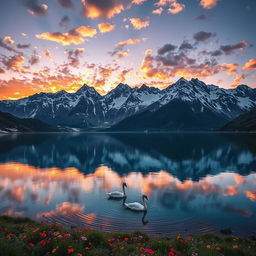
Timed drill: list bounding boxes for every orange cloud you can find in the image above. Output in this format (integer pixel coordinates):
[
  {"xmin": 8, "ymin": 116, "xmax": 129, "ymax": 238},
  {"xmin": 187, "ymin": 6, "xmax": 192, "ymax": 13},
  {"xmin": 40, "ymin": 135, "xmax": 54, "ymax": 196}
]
[
  {"xmin": 129, "ymin": 18, "xmax": 150, "ymax": 30},
  {"xmin": 168, "ymin": 1, "xmax": 185, "ymax": 14},
  {"xmin": 220, "ymin": 63, "xmax": 238, "ymax": 75},
  {"xmin": 200, "ymin": 0, "xmax": 218, "ymax": 9},
  {"xmin": 98, "ymin": 22, "xmax": 116, "ymax": 33},
  {"xmin": 2, "ymin": 55, "xmax": 26, "ymax": 72},
  {"xmin": 3, "ymin": 36, "xmax": 14, "ymax": 44},
  {"xmin": 116, "ymin": 38, "xmax": 142, "ymax": 46},
  {"xmin": 81, "ymin": 0, "xmax": 125, "ymax": 19},
  {"xmin": 40, "ymin": 202, "xmax": 84, "ymax": 217},
  {"xmin": 132, "ymin": 0, "xmax": 146, "ymax": 4},
  {"xmin": 141, "ymin": 55, "xmax": 169, "ymax": 80},
  {"xmin": 231, "ymin": 74, "xmax": 245, "ymax": 88},
  {"xmin": 242, "ymin": 59, "xmax": 256, "ymax": 70},
  {"xmin": 152, "ymin": 7, "xmax": 163, "ymax": 15},
  {"xmin": 245, "ymin": 190, "xmax": 256, "ymax": 202},
  {"xmin": 36, "ymin": 26, "xmax": 97, "ymax": 45},
  {"xmin": 43, "ymin": 49, "xmax": 52, "ymax": 59}
]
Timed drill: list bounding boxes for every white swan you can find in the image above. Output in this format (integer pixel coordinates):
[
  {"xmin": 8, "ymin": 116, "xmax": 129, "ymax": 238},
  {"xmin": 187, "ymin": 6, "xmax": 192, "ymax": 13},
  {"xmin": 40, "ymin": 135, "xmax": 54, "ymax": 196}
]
[
  {"xmin": 125, "ymin": 194, "xmax": 148, "ymax": 212},
  {"xmin": 107, "ymin": 182, "xmax": 127, "ymax": 199}
]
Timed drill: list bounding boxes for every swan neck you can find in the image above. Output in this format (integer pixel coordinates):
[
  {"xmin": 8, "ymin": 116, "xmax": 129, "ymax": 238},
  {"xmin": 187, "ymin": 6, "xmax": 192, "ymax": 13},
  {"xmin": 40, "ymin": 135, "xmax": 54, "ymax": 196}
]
[
  {"xmin": 122, "ymin": 184, "xmax": 126, "ymax": 196},
  {"xmin": 143, "ymin": 197, "xmax": 147, "ymax": 210}
]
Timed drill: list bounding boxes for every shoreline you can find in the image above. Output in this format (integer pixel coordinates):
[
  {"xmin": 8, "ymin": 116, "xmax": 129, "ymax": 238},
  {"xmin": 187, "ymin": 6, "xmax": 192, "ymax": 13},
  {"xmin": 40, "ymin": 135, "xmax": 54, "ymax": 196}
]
[{"xmin": 1, "ymin": 215, "xmax": 255, "ymax": 256}]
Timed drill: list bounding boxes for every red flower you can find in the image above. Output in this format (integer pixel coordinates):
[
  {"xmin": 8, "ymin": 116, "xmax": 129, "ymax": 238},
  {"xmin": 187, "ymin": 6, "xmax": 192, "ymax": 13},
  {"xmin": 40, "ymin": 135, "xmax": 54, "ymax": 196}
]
[
  {"xmin": 83, "ymin": 228, "xmax": 91, "ymax": 232},
  {"xmin": 28, "ymin": 242, "xmax": 34, "ymax": 247},
  {"xmin": 169, "ymin": 248, "xmax": 176, "ymax": 256},
  {"xmin": 40, "ymin": 232, "xmax": 47, "ymax": 237},
  {"xmin": 39, "ymin": 240, "xmax": 46, "ymax": 246},
  {"xmin": 124, "ymin": 237, "xmax": 129, "ymax": 241},
  {"xmin": 68, "ymin": 248, "xmax": 74, "ymax": 253}
]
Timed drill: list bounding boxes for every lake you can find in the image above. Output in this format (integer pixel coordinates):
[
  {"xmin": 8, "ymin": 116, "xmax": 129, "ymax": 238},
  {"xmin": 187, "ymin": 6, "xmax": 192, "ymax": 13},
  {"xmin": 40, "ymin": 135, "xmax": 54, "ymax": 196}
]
[{"xmin": 0, "ymin": 132, "xmax": 256, "ymax": 237}]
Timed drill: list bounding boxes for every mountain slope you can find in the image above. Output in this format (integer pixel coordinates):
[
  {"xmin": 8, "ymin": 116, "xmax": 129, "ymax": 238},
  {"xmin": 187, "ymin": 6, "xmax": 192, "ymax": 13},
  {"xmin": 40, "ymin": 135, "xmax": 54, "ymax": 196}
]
[
  {"xmin": 111, "ymin": 98, "xmax": 230, "ymax": 131},
  {"xmin": 0, "ymin": 78, "xmax": 256, "ymax": 130},
  {"xmin": 221, "ymin": 108, "xmax": 256, "ymax": 131},
  {"xmin": 0, "ymin": 111, "xmax": 59, "ymax": 133}
]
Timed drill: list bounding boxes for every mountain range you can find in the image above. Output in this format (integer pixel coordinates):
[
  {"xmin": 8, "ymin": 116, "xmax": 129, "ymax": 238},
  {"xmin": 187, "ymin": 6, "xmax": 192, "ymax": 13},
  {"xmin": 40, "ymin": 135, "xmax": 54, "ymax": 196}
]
[
  {"xmin": 0, "ymin": 111, "xmax": 59, "ymax": 133},
  {"xmin": 0, "ymin": 78, "xmax": 256, "ymax": 130},
  {"xmin": 222, "ymin": 108, "xmax": 256, "ymax": 131}
]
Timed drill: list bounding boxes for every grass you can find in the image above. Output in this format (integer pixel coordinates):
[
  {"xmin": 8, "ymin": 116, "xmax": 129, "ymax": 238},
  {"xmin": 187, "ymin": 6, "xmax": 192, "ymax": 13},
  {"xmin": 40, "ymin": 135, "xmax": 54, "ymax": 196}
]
[{"xmin": 0, "ymin": 215, "xmax": 255, "ymax": 256}]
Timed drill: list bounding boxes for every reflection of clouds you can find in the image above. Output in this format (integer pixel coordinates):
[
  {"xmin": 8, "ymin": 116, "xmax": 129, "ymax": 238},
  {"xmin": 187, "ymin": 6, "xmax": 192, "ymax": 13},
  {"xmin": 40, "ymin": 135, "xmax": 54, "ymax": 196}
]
[
  {"xmin": 0, "ymin": 162, "xmax": 256, "ymax": 221},
  {"xmin": 38, "ymin": 202, "xmax": 84, "ymax": 217},
  {"xmin": 245, "ymin": 190, "xmax": 256, "ymax": 202}
]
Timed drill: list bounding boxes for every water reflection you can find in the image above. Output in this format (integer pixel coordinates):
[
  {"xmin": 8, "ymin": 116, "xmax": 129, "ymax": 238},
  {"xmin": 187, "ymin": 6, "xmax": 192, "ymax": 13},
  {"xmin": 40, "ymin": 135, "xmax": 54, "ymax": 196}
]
[{"xmin": 0, "ymin": 162, "xmax": 256, "ymax": 236}]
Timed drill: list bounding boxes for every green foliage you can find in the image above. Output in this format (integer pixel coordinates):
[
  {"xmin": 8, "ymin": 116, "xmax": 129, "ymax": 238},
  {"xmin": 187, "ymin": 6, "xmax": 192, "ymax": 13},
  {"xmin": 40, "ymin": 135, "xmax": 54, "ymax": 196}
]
[{"xmin": 0, "ymin": 216, "xmax": 255, "ymax": 256}]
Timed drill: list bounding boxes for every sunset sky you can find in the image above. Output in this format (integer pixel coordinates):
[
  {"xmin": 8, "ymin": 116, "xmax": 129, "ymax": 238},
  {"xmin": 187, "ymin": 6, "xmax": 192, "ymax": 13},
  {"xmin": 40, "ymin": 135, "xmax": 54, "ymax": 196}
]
[{"xmin": 0, "ymin": 0, "xmax": 256, "ymax": 100}]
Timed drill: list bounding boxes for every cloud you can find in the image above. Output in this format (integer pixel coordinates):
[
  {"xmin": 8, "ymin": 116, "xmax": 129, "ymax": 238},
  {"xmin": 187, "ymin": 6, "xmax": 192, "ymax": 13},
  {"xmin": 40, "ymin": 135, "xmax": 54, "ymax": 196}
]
[
  {"xmin": 116, "ymin": 38, "xmax": 142, "ymax": 46},
  {"xmin": 17, "ymin": 43, "xmax": 30, "ymax": 49},
  {"xmin": 220, "ymin": 41, "xmax": 251, "ymax": 55},
  {"xmin": 200, "ymin": 0, "xmax": 218, "ymax": 9},
  {"xmin": 155, "ymin": 0, "xmax": 185, "ymax": 14},
  {"xmin": 231, "ymin": 74, "xmax": 245, "ymax": 88},
  {"xmin": 168, "ymin": 1, "xmax": 185, "ymax": 14},
  {"xmin": 36, "ymin": 26, "xmax": 97, "ymax": 45},
  {"xmin": 145, "ymin": 49, "xmax": 153, "ymax": 55},
  {"xmin": 81, "ymin": 0, "xmax": 125, "ymax": 19},
  {"xmin": 140, "ymin": 40, "xmax": 243, "ymax": 82},
  {"xmin": 2, "ymin": 55, "xmax": 26, "ymax": 72},
  {"xmin": 158, "ymin": 44, "xmax": 177, "ymax": 55},
  {"xmin": 0, "ymin": 39, "xmax": 20, "ymax": 53},
  {"xmin": 24, "ymin": 0, "xmax": 48, "ymax": 16},
  {"xmin": 129, "ymin": 18, "xmax": 150, "ymax": 30},
  {"xmin": 0, "ymin": 68, "xmax": 6, "ymax": 74},
  {"xmin": 40, "ymin": 202, "xmax": 84, "ymax": 217},
  {"xmin": 152, "ymin": 7, "xmax": 163, "ymax": 15},
  {"xmin": 220, "ymin": 63, "xmax": 238, "ymax": 75},
  {"xmin": 98, "ymin": 22, "xmax": 116, "ymax": 33},
  {"xmin": 242, "ymin": 59, "xmax": 256, "ymax": 70},
  {"xmin": 195, "ymin": 14, "xmax": 207, "ymax": 20},
  {"xmin": 59, "ymin": 15, "xmax": 70, "ymax": 29},
  {"xmin": 245, "ymin": 190, "xmax": 256, "ymax": 202},
  {"xmin": 141, "ymin": 55, "xmax": 169, "ymax": 80},
  {"xmin": 29, "ymin": 54, "xmax": 41, "ymax": 65},
  {"xmin": 43, "ymin": 49, "xmax": 52, "ymax": 59},
  {"xmin": 65, "ymin": 48, "xmax": 84, "ymax": 66},
  {"xmin": 3, "ymin": 36, "xmax": 14, "ymax": 44},
  {"xmin": 132, "ymin": 0, "xmax": 146, "ymax": 4},
  {"xmin": 56, "ymin": 0, "xmax": 74, "ymax": 9},
  {"xmin": 179, "ymin": 40, "xmax": 195, "ymax": 51},
  {"xmin": 193, "ymin": 31, "xmax": 215, "ymax": 42}
]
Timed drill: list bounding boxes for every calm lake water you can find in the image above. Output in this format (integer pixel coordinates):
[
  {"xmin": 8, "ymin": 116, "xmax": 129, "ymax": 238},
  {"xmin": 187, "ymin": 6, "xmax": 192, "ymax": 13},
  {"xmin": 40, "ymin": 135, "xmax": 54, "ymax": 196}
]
[{"xmin": 0, "ymin": 132, "xmax": 256, "ymax": 237}]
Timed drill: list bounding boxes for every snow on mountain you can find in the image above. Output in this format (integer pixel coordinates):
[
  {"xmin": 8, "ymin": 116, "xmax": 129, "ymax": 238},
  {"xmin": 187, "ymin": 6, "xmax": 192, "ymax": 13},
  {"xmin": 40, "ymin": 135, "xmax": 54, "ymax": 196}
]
[{"xmin": 0, "ymin": 78, "xmax": 255, "ymax": 129}]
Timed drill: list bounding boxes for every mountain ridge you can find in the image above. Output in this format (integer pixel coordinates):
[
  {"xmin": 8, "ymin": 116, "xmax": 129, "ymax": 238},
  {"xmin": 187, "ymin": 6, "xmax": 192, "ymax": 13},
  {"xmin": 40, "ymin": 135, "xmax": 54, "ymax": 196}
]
[{"xmin": 0, "ymin": 77, "xmax": 256, "ymax": 130}]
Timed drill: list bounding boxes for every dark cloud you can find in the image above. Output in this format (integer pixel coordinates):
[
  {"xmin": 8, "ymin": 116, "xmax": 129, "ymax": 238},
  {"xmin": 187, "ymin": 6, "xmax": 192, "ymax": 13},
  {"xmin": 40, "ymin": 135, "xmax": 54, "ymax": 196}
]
[
  {"xmin": 65, "ymin": 48, "xmax": 84, "ymax": 66},
  {"xmin": 220, "ymin": 41, "xmax": 251, "ymax": 55},
  {"xmin": 0, "ymin": 39, "xmax": 20, "ymax": 53},
  {"xmin": 56, "ymin": 0, "xmax": 74, "ymax": 9},
  {"xmin": 157, "ymin": 44, "xmax": 177, "ymax": 55},
  {"xmin": 156, "ymin": 52, "xmax": 196, "ymax": 67},
  {"xmin": 195, "ymin": 14, "xmax": 207, "ymax": 20},
  {"xmin": 179, "ymin": 40, "xmax": 195, "ymax": 51},
  {"xmin": 17, "ymin": 43, "xmax": 30, "ymax": 49},
  {"xmin": 59, "ymin": 15, "xmax": 70, "ymax": 29},
  {"xmin": 29, "ymin": 54, "xmax": 41, "ymax": 65},
  {"xmin": 0, "ymin": 67, "xmax": 5, "ymax": 74},
  {"xmin": 193, "ymin": 31, "xmax": 215, "ymax": 42},
  {"xmin": 2, "ymin": 55, "xmax": 26, "ymax": 72},
  {"xmin": 24, "ymin": 0, "xmax": 48, "ymax": 16}
]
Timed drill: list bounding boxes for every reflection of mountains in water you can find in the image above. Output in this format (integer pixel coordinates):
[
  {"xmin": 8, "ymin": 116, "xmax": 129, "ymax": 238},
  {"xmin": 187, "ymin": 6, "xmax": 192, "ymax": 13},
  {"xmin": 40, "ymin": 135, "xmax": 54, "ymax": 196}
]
[{"xmin": 0, "ymin": 132, "xmax": 256, "ymax": 180}]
